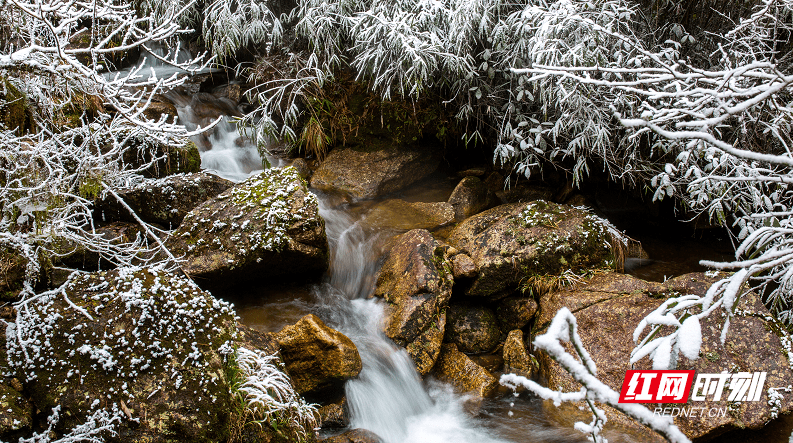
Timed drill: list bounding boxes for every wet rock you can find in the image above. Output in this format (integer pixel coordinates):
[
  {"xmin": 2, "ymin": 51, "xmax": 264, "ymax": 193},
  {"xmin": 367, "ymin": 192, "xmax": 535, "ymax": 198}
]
[
  {"xmin": 445, "ymin": 304, "xmax": 501, "ymax": 354},
  {"xmin": 166, "ymin": 167, "xmax": 329, "ymax": 287},
  {"xmin": 122, "ymin": 140, "xmax": 201, "ymax": 179},
  {"xmin": 365, "ymin": 199, "xmax": 455, "ymax": 231},
  {"xmin": 95, "ymin": 172, "xmax": 233, "ymax": 228},
  {"xmin": 275, "ymin": 314, "xmax": 362, "ymax": 397},
  {"xmin": 374, "ymin": 229, "xmax": 453, "ymax": 375},
  {"xmin": 213, "ymin": 83, "xmax": 242, "ymax": 103},
  {"xmin": 448, "ymin": 176, "xmax": 489, "ymax": 220},
  {"xmin": 496, "ymin": 297, "xmax": 538, "ymax": 331},
  {"xmin": 311, "ymin": 145, "xmax": 440, "ymax": 199},
  {"xmin": 5, "ymin": 267, "xmax": 237, "ymax": 443},
  {"xmin": 451, "ymin": 253, "xmax": 477, "ymax": 279},
  {"xmin": 502, "ymin": 330, "xmax": 536, "ymax": 379},
  {"xmin": 432, "ymin": 344, "xmax": 498, "ymax": 397},
  {"xmin": 235, "ymin": 323, "xmax": 280, "ymax": 356},
  {"xmin": 318, "ymin": 398, "xmax": 349, "ymax": 428},
  {"xmin": 448, "ymin": 201, "xmax": 616, "ymax": 299},
  {"xmin": 537, "ymin": 272, "xmax": 793, "ymax": 441},
  {"xmin": 320, "ymin": 428, "xmax": 383, "ymax": 443}
]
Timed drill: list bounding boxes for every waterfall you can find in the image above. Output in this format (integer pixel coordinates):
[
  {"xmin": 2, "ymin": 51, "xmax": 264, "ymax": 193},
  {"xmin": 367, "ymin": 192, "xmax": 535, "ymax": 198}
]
[{"xmin": 313, "ymin": 197, "xmax": 510, "ymax": 443}]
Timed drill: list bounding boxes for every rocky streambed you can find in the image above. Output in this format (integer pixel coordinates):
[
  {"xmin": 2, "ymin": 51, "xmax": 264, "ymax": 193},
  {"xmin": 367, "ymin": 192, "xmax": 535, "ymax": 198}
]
[{"xmin": 1, "ymin": 90, "xmax": 792, "ymax": 443}]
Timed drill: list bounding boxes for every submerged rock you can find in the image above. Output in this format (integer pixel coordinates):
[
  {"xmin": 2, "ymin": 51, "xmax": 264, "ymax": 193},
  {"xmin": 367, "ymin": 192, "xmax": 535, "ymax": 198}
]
[
  {"xmin": 374, "ymin": 229, "xmax": 453, "ymax": 375},
  {"xmin": 275, "ymin": 314, "xmax": 362, "ymax": 398},
  {"xmin": 365, "ymin": 199, "xmax": 455, "ymax": 231},
  {"xmin": 95, "ymin": 172, "xmax": 232, "ymax": 228},
  {"xmin": 311, "ymin": 145, "xmax": 439, "ymax": 199},
  {"xmin": 537, "ymin": 272, "xmax": 793, "ymax": 441},
  {"xmin": 5, "ymin": 267, "xmax": 237, "ymax": 443},
  {"xmin": 432, "ymin": 344, "xmax": 498, "ymax": 397},
  {"xmin": 448, "ymin": 200, "xmax": 617, "ymax": 299},
  {"xmin": 166, "ymin": 167, "xmax": 329, "ymax": 287},
  {"xmin": 444, "ymin": 304, "xmax": 501, "ymax": 354}
]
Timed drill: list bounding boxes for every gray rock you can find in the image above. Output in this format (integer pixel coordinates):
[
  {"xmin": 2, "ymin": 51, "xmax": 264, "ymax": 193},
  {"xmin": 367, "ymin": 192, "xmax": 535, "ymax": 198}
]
[{"xmin": 445, "ymin": 304, "xmax": 501, "ymax": 354}]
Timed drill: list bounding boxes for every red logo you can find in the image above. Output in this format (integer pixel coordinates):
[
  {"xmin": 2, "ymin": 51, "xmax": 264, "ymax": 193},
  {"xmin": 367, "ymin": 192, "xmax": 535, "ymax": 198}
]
[{"xmin": 619, "ymin": 370, "xmax": 695, "ymax": 403}]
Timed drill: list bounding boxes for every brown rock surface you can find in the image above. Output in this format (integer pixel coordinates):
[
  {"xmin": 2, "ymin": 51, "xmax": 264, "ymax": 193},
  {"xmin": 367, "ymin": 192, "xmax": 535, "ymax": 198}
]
[
  {"xmin": 496, "ymin": 297, "xmax": 538, "ymax": 331},
  {"xmin": 366, "ymin": 199, "xmax": 455, "ymax": 231},
  {"xmin": 311, "ymin": 145, "xmax": 439, "ymax": 199},
  {"xmin": 448, "ymin": 176, "xmax": 489, "ymax": 220},
  {"xmin": 502, "ymin": 329, "xmax": 536, "ymax": 379},
  {"xmin": 448, "ymin": 201, "xmax": 616, "ymax": 299},
  {"xmin": 374, "ymin": 229, "xmax": 452, "ymax": 374},
  {"xmin": 275, "ymin": 314, "xmax": 362, "ymax": 396},
  {"xmin": 432, "ymin": 344, "xmax": 498, "ymax": 397},
  {"xmin": 537, "ymin": 272, "xmax": 793, "ymax": 441}
]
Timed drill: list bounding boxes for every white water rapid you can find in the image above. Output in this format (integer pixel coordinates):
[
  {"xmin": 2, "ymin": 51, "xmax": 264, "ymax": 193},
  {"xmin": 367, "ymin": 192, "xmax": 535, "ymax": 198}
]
[{"xmin": 311, "ymin": 198, "xmax": 511, "ymax": 443}]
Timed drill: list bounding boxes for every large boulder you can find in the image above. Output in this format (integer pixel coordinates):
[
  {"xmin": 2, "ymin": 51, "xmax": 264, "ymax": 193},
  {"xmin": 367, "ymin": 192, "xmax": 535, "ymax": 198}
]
[
  {"xmin": 275, "ymin": 314, "xmax": 362, "ymax": 398},
  {"xmin": 432, "ymin": 344, "xmax": 498, "ymax": 397},
  {"xmin": 365, "ymin": 199, "xmax": 455, "ymax": 231},
  {"xmin": 5, "ymin": 267, "xmax": 237, "ymax": 443},
  {"xmin": 311, "ymin": 146, "xmax": 439, "ymax": 199},
  {"xmin": 166, "ymin": 167, "xmax": 329, "ymax": 287},
  {"xmin": 95, "ymin": 172, "xmax": 233, "ymax": 228},
  {"xmin": 536, "ymin": 272, "xmax": 793, "ymax": 441},
  {"xmin": 373, "ymin": 230, "xmax": 453, "ymax": 375},
  {"xmin": 448, "ymin": 200, "xmax": 616, "ymax": 299},
  {"xmin": 444, "ymin": 304, "xmax": 501, "ymax": 354}
]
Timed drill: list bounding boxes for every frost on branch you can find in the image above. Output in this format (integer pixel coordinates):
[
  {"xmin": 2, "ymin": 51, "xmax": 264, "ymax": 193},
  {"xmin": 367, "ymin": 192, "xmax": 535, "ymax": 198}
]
[{"xmin": 500, "ymin": 307, "xmax": 690, "ymax": 443}]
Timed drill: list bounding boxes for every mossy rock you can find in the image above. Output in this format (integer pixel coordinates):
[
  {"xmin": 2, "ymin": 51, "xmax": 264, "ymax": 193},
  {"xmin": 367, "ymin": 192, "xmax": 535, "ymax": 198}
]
[
  {"xmin": 5, "ymin": 267, "xmax": 237, "ymax": 443},
  {"xmin": 448, "ymin": 200, "xmax": 617, "ymax": 299},
  {"xmin": 0, "ymin": 249, "xmax": 26, "ymax": 302},
  {"xmin": 0, "ymin": 78, "xmax": 35, "ymax": 136},
  {"xmin": 166, "ymin": 167, "xmax": 329, "ymax": 288},
  {"xmin": 536, "ymin": 272, "xmax": 793, "ymax": 441}
]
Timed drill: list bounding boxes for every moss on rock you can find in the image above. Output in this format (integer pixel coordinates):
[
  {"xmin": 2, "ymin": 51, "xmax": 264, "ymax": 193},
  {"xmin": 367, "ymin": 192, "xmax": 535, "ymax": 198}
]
[{"xmin": 5, "ymin": 267, "xmax": 238, "ymax": 442}]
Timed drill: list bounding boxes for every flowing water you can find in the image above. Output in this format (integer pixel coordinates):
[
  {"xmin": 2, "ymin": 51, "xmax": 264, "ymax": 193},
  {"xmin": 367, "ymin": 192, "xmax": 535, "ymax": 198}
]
[{"xmin": 127, "ymin": 54, "xmax": 789, "ymax": 441}]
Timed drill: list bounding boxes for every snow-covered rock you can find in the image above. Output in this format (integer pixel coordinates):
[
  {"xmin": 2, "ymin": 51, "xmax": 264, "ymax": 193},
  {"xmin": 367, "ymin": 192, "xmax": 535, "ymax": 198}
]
[
  {"xmin": 448, "ymin": 200, "xmax": 618, "ymax": 299},
  {"xmin": 166, "ymin": 167, "xmax": 329, "ymax": 287},
  {"xmin": 5, "ymin": 267, "xmax": 238, "ymax": 442}
]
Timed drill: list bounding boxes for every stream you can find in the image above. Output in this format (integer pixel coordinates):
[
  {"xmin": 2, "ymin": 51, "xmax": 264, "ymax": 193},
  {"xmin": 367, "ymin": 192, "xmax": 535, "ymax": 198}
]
[{"xmin": 146, "ymin": 58, "xmax": 786, "ymax": 441}]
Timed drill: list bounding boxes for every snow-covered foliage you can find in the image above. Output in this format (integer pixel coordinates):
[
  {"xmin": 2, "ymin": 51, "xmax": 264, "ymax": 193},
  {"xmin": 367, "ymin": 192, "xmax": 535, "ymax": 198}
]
[
  {"xmin": 234, "ymin": 347, "xmax": 319, "ymax": 440},
  {"xmin": 501, "ymin": 307, "xmax": 691, "ymax": 443},
  {"xmin": 17, "ymin": 405, "xmax": 123, "ymax": 443},
  {"xmin": 0, "ymin": 0, "xmax": 214, "ymax": 298}
]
